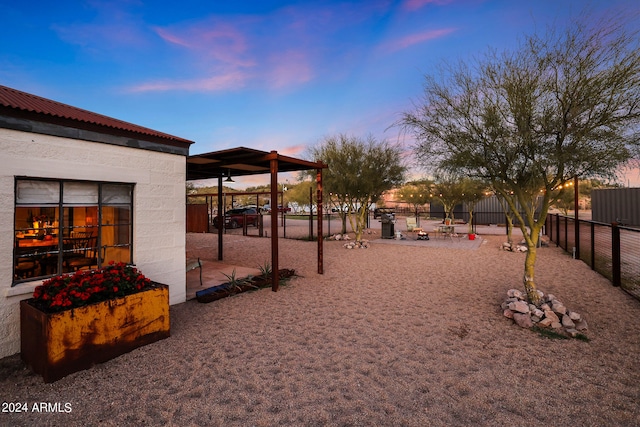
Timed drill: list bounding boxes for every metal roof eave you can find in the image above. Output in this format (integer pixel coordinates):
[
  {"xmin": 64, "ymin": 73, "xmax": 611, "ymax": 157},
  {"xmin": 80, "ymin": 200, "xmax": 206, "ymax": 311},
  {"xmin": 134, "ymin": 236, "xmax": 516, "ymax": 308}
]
[{"xmin": 186, "ymin": 147, "xmax": 327, "ymax": 181}]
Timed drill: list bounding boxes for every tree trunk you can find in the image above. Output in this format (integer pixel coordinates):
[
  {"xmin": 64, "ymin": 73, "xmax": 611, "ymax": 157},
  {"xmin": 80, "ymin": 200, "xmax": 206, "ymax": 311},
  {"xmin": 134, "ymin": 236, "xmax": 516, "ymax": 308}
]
[
  {"xmin": 506, "ymin": 217, "xmax": 513, "ymax": 244},
  {"xmin": 521, "ymin": 222, "xmax": 543, "ymax": 305},
  {"xmin": 522, "ymin": 245, "xmax": 541, "ymax": 305},
  {"xmin": 352, "ymin": 208, "xmax": 368, "ymax": 242},
  {"xmin": 340, "ymin": 212, "xmax": 347, "ymax": 234}
]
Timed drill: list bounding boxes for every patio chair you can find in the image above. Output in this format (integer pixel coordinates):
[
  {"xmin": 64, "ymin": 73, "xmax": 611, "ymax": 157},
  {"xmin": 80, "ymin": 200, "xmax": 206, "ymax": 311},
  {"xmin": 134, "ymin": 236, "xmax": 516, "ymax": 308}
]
[
  {"xmin": 15, "ymin": 256, "xmax": 38, "ymax": 279},
  {"xmin": 64, "ymin": 235, "xmax": 98, "ymax": 271},
  {"xmin": 406, "ymin": 217, "xmax": 418, "ymax": 232}
]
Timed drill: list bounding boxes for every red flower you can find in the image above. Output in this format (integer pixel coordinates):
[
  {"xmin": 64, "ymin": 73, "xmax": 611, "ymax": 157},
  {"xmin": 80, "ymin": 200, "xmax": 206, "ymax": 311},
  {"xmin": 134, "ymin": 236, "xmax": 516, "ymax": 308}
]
[{"xmin": 32, "ymin": 264, "xmax": 151, "ymax": 313}]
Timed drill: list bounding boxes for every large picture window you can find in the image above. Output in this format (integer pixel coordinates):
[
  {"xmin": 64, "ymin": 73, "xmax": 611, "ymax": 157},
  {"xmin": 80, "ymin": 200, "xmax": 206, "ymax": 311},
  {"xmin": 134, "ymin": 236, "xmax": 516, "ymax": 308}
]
[{"xmin": 13, "ymin": 178, "xmax": 134, "ymax": 284}]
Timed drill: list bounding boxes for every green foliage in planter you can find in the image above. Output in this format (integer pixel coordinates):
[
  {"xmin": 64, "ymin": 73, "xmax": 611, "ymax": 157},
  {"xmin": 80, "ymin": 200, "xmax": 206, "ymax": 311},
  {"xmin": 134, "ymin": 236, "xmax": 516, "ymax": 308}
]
[
  {"xmin": 31, "ymin": 262, "xmax": 152, "ymax": 313},
  {"xmin": 257, "ymin": 261, "xmax": 272, "ymax": 279},
  {"xmin": 222, "ymin": 269, "xmax": 256, "ymax": 293}
]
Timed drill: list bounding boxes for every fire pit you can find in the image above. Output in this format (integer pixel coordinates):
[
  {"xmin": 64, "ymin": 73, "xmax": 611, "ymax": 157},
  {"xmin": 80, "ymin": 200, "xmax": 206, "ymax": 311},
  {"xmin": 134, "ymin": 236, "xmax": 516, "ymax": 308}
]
[{"xmin": 417, "ymin": 231, "xmax": 430, "ymax": 240}]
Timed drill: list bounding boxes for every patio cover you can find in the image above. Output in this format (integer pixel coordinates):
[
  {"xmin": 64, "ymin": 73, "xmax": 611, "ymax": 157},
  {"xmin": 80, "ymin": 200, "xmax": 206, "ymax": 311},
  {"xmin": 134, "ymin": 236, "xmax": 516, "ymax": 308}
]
[{"xmin": 187, "ymin": 147, "xmax": 327, "ymax": 290}]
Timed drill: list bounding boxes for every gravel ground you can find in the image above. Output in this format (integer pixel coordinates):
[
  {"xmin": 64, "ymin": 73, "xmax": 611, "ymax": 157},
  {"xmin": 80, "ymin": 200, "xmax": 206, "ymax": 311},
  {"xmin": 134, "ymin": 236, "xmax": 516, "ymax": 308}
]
[{"xmin": 1, "ymin": 230, "xmax": 639, "ymax": 427}]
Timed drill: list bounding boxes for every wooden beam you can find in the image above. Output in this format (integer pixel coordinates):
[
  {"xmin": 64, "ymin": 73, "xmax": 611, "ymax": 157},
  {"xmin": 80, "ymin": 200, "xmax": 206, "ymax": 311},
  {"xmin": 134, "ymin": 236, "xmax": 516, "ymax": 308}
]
[
  {"xmin": 270, "ymin": 153, "xmax": 280, "ymax": 291},
  {"xmin": 217, "ymin": 176, "xmax": 223, "ymax": 261},
  {"xmin": 317, "ymin": 167, "xmax": 324, "ymax": 274}
]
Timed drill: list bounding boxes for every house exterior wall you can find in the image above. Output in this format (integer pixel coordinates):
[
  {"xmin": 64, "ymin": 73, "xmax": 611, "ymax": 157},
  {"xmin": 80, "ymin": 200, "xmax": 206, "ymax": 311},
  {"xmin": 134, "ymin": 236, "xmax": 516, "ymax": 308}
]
[{"xmin": 0, "ymin": 128, "xmax": 187, "ymax": 358}]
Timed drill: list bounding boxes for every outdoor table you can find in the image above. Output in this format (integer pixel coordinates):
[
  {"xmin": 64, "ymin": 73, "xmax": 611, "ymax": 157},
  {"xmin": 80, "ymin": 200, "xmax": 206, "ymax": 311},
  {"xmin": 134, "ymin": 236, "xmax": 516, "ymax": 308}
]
[{"xmin": 437, "ymin": 225, "xmax": 455, "ymax": 239}]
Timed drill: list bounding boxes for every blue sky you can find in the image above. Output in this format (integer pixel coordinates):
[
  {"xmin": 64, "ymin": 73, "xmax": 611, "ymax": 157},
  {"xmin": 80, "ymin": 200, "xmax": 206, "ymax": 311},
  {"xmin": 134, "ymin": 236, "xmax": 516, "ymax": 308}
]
[{"xmin": 2, "ymin": 0, "xmax": 639, "ymax": 187}]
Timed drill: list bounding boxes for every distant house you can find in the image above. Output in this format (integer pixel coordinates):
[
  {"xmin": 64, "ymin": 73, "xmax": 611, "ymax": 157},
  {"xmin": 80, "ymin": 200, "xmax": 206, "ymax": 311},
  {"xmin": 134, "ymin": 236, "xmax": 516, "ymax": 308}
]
[{"xmin": 0, "ymin": 85, "xmax": 194, "ymax": 358}]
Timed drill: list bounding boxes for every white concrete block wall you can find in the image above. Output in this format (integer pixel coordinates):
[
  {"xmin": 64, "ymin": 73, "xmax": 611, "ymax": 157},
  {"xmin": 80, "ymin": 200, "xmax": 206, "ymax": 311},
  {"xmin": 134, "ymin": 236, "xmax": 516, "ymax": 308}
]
[{"xmin": 0, "ymin": 128, "xmax": 187, "ymax": 358}]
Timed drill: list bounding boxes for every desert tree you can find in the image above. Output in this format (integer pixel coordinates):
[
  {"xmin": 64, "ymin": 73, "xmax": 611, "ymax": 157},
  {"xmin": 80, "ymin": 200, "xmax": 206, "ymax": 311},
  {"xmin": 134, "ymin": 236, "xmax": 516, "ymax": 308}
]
[
  {"xmin": 551, "ymin": 179, "xmax": 612, "ymax": 214},
  {"xmin": 397, "ymin": 180, "xmax": 433, "ymax": 226},
  {"xmin": 309, "ymin": 133, "xmax": 406, "ymax": 241},
  {"xmin": 459, "ymin": 178, "xmax": 489, "ymax": 234},
  {"xmin": 400, "ymin": 13, "xmax": 640, "ymax": 304},
  {"xmin": 282, "ymin": 182, "xmax": 313, "ymax": 214},
  {"xmin": 430, "ymin": 174, "xmax": 469, "ymax": 223}
]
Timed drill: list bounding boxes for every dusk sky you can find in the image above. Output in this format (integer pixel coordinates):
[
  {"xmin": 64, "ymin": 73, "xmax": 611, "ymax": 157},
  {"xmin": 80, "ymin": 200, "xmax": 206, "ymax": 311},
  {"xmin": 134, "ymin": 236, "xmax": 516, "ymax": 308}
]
[{"xmin": 2, "ymin": 0, "xmax": 639, "ymax": 187}]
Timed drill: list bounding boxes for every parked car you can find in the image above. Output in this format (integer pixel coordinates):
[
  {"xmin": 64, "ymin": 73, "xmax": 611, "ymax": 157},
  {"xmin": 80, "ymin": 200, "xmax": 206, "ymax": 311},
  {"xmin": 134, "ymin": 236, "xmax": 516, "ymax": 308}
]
[
  {"xmin": 261, "ymin": 204, "xmax": 291, "ymax": 213},
  {"xmin": 213, "ymin": 207, "xmax": 259, "ymax": 229},
  {"xmin": 374, "ymin": 207, "xmax": 395, "ymax": 219}
]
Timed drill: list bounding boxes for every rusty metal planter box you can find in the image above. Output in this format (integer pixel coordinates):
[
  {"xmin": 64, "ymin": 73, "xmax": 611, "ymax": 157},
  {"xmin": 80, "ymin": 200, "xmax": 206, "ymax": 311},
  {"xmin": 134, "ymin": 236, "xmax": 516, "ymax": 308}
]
[{"xmin": 20, "ymin": 283, "xmax": 170, "ymax": 383}]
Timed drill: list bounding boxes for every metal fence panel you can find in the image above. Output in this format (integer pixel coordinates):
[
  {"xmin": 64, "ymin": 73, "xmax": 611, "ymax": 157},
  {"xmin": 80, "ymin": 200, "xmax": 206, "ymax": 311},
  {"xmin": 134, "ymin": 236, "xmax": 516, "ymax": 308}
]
[
  {"xmin": 558, "ymin": 217, "xmax": 567, "ymax": 251},
  {"xmin": 620, "ymin": 228, "xmax": 640, "ymax": 290},
  {"xmin": 566, "ymin": 217, "xmax": 576, "ymax": 254},
  {"xmin": 578, "ymin": 221, "xmax": 592, "ymax": 267},
  {"xmin": 593, "ymin": 223, "xmax": 614, "ymax": 283},
  {"xmin": 545, "ymin": 214, "xmax": 640, "ymax": 299}
]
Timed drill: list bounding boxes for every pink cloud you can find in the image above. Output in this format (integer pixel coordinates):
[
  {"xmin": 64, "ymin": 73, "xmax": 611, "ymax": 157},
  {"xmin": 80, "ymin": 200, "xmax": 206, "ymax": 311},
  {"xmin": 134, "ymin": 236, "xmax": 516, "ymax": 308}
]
[
  {"xmin": 128, "ymin": 2, "xmax": 399, "ymax": 93},
  {"xmin": 266, "ymin": 50, "xmax": 314, "ymax": 89},
  {"xmin": 402, "ymin": 0, "xmax": 453, "ymax": 12},
  {"xmin": 279, "ymin": 144, "xmax": 307, "ymax": 157},
  {"xmin": 127, "ymin": 71, "xmax": 248, "ymax": 93},
  {"xmin": 382, "ymin": 28, "xmax": 457, "ymax": 52},
  {"xmin": 153, "ymin": 22, "xmax": 255, "ymax": 68}
]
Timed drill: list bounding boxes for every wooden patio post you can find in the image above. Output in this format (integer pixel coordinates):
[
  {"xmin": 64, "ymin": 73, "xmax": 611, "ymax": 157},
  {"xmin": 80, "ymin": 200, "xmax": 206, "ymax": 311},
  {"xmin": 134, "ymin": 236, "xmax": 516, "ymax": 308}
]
[
  {"xmin": 270, "ymin": 152, "xmax": 280, "ymax": 291},
  {"xmin": 317, "ymin": 167, "xmax": 324, "ymax": 274},
  {"xmin": 217, "ymin": 176, "xmax": 223, "ymax": 261}
]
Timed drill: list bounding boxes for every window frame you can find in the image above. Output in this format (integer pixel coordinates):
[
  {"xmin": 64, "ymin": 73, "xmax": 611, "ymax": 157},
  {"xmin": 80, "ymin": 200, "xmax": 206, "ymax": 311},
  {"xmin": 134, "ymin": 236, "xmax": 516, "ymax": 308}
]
[{"xmin": 13, "ymin": 177, "xmax": 134, "ymax": 286}]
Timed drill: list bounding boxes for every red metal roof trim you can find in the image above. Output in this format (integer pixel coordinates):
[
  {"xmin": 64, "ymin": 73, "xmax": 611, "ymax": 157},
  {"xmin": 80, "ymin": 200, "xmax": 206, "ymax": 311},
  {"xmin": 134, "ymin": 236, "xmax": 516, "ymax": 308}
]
[{"xmin": 0, "ymin": 85, "xmax": 193, "ymax": 146}]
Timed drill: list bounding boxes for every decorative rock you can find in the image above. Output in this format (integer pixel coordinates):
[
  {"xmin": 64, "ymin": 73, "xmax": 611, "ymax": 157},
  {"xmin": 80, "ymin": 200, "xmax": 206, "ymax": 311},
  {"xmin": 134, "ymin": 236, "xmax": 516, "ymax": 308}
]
[
  {"xmin": 544, "ymin": 310, "xmax": 560, "ymax": 323},
  {"xmin": 569, "ymin": 311, "xmax": 581, "ymax": 321},
  {"xmin": 552, "ymin": 301, "xmax": 567, "ymax": 315},
  {"xmin": 538, "ymin": 317, "xmax": 554, "ymax": 327},
  {"xmin": 507, "ymin": 289, "xmax": 523, "ymax": 299},
  {"xmin": 532, "ymin": 308, "xmax": 544, "ymax": 319},
  {"xmin": 574, "ymin": 319, "xmax": 588, "ymax": 331},
  {"xmin": 501, "ymin": 289, "xmax": 587, "ymax": 339},
  {"xmin": 561, "ymin": 315, "xmax": 576, "ymax": 329},
  {"xmin": 343, "ymin": 240, "xmax": 370, "ymax": 249},
  {"xmin": 509, "ymin": 301, "xmax": 530, "ymax": 314},
  {"xmin": 513, "ymin": 313, "xmax": 533, "ymax": 328}
]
